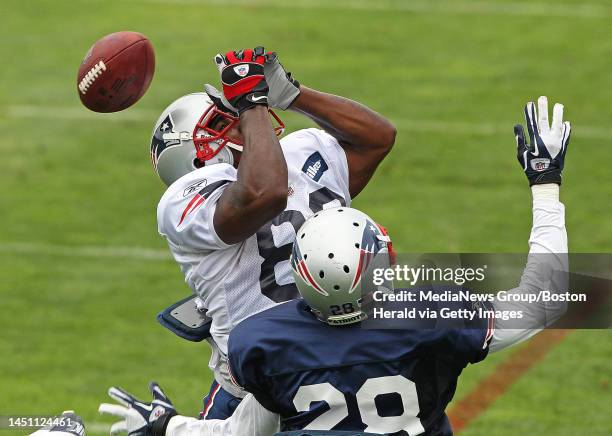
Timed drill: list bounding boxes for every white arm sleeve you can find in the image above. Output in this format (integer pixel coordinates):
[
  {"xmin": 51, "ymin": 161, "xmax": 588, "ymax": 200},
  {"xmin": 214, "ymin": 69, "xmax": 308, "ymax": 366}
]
[
  {"xmin": 489, "ymin": 184, "xmax": 569, "ymax": 353},
  {"xmin": 165, "ymin": 394, "xmax": 280, "ymax": 436}
]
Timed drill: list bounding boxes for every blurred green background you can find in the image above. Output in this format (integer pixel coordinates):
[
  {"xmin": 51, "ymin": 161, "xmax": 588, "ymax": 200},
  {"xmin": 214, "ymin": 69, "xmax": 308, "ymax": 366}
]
[{"xmin": 0, "ymin": 0, "xmax": 610, "ymax": 434}]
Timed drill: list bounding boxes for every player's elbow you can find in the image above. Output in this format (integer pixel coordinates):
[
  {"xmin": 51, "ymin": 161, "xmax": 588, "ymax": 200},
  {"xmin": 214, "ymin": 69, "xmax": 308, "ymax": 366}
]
[
  {"xmin": 368, "ymin": 119, "xmax": 396, "ymax": 154},
  {"xmin": 380, "ymin": 121, "xmax": 397, "ymax": 151},
  {"xmin": 264, "ymin": 187, "xmax": 289, "ymax": 216},
  {"xmin": 243, "ymin": 185, "xmax": 288, "ymax": 217}
]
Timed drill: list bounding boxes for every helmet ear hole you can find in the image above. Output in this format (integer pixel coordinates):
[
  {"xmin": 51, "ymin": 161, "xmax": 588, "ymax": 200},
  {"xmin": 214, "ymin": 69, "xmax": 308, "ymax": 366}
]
[
  {"xmin": 343, "ymin": 265, "xmax": 350, "ymax": 273},
  {"xmin": 193, "ymin": 158, "xmax": 204, "ymax": 168},
  {"xmin": 328, "ymin": 253, "xmax": 334, "ymax": 259},
  {"xmin": 319, "ymin": 270, "xmax": 325, "ymax": 278},
  {"xmin": 333, "ymin": 285, "xmax": 340, "ymax": 290}
]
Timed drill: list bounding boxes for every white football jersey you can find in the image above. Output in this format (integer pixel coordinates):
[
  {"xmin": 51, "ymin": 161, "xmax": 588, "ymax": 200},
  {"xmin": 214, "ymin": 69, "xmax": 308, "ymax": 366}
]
[{"xmin": 157, "ymin": 128, "xmax": 351, "ymax": 389}]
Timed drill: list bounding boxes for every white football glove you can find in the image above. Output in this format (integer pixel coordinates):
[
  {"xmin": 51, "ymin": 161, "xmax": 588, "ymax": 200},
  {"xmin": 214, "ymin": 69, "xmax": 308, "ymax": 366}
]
[
  {"xmin": 514, "ymin": 96, "xmax": 571, "ymax": 185},
  {"xmin": 98, "ymin": 382, "xmax": 176, "ymax": 436}
]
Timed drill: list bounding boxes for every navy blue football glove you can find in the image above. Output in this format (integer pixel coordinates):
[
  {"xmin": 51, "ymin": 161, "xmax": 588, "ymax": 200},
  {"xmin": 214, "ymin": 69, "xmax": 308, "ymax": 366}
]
[
  {"xmin": 98, "ymin": 382, "xmax": 177, "ymax": 436},
  {"xmin": 514, "ymin": 96, "xmax": 571, "ymax": 186}
]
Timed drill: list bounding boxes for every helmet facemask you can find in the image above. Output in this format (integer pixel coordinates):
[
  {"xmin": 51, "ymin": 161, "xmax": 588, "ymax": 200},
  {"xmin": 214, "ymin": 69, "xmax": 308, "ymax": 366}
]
[
  {"xmin": 192, "ymin": 105, "xmax": 285, "ymax": 163},
  {"xmin": 151, "ymin": 92, "xmax": 286, "ymax": 187}
]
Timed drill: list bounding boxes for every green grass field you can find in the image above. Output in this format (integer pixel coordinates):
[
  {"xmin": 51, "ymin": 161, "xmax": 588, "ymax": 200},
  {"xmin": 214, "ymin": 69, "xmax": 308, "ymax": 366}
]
[{"xmin": 1, "ymin": 0, "xmax": 610, "ymax": 434}]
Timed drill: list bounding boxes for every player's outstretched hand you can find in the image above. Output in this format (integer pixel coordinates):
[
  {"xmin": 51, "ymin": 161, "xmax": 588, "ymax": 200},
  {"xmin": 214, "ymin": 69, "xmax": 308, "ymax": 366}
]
[
  {"xmin": 264, "ymin": 52, "xmax": 300, "ymax": 110},
  {"xmin": 514, "ymin": 96, "xmax": 571, "ymax": 185},
  {"xmin": 215, "ymin": 47, "xmax": 270, "ymax": 114},
  {"xmin": 98, "ymin": 382, "xmax": 177, "ymax": 436}
]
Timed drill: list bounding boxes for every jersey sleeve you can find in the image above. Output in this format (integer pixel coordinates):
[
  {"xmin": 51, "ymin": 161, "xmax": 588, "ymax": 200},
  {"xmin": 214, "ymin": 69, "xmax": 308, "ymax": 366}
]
[
  {"xmin": 433, "ymin": 297, "xmax": 494, "ymax": 365},
  {"xmin": 446, "ymin": 310, "xmax": 494, "ymax": 364},
  {"xmin": 281, "ymin": 128, "xmax": 351, "ymax": 203},
  {"xmin": 157, "ymin": 164, "xmax": 237, "ymax": 251},
  {"xmin": 227, "ymin": 318, "xmax": 281, "ymax": 414},
  {"xmin": 403, "ymin": 285, "xmax": 493, "ymax": 364}
]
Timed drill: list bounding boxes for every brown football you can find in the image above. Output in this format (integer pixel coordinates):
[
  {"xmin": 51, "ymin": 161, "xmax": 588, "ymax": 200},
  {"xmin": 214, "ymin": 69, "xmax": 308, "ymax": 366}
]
[{"xmin": 77, "ymin": 31, "xmax": 155, "ymax": 113}]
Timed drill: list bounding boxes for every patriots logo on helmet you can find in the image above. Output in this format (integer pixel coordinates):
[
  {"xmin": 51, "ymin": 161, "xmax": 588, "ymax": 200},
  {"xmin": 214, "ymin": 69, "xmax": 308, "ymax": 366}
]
[
  {"xmin": 290, "ymin": 242, "xmax": 329, "ymax": 297},
  {"xmin": 350, "ymin": 220, "xmax": 389, "ymax": 292},
  {"xmin": 151, "ymin": 114, "xmax": 181, "ymax": 170}
]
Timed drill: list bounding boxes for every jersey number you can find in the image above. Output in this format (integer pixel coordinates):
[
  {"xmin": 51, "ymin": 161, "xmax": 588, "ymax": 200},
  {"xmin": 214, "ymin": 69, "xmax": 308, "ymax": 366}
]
[
  {"xmin": 292, "ymin": 375, "xmax": 425, "ymax": 434},
  {"xmin": 256, "ymin": 187, "xmax": 345, "ymax": 302}
]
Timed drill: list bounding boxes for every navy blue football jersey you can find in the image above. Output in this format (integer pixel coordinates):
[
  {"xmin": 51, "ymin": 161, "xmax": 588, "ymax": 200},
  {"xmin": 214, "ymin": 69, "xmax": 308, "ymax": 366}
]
[{"xmin": 228, "ymin": 299, "xmax": 491, "ymax": 435}]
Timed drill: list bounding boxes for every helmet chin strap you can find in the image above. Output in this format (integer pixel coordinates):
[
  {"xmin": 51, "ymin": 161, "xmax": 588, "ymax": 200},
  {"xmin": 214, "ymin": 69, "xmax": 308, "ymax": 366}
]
[{"xmin": 226, "ymin": 141, "xmax": 243, "ymax": 152}]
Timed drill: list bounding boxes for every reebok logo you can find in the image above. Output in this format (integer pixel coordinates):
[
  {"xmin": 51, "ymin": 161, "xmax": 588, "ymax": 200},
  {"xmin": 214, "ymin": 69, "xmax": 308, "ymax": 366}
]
[
  {"xmin": 302, "ymin": 151, "xmax": 329, "ymax": 182},
  {"xmin": 183, "ymin": 179, "xmax": 207, "ymax": 197}
]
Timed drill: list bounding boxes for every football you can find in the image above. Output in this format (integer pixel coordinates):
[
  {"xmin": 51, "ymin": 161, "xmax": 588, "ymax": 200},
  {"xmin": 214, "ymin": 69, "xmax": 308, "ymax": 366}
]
[{"xmin": 77, "ymin": 31, "xmax": 155, "ymax": 113}]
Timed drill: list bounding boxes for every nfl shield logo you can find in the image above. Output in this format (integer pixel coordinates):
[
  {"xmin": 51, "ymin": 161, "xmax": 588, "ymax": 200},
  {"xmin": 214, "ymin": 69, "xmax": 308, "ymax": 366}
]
[
  {"xmin": 531, "ymin": 158, "xmax": 550, "ymax": 172},
  {"xmin": 234, "ymin": 64, "xmax": 249, "ymax": 77}
]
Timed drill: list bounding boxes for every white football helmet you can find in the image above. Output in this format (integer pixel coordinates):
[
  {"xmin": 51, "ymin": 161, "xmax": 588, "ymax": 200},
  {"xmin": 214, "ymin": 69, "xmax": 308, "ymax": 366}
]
[
  {"xmin": 290, "ymin": 207, "xmax": 395, "ymax": 325},
  {"xmin": 150, "ymin": 92, "xmax": 284, "ymax": 186}
]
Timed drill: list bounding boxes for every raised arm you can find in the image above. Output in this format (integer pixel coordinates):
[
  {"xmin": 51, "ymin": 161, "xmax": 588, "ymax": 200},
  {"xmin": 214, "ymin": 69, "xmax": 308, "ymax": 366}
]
[
  {"xmin": 209, "ymin": 48, "xmax": 289, "ymax": 244},
  {"xmin": 291, "ymin": 86, "xmax": 396, "ymax": 197},
  {"xmin": 214, "ymin": 106, "xmax": 288, "ymax": 244},
  {"xmin": 490, "ymin": 96, "xmax": 571, "ymax": 353},
  {"xmin": 263, "ymin": 55, "xmax": 396, "ymax": 197}
]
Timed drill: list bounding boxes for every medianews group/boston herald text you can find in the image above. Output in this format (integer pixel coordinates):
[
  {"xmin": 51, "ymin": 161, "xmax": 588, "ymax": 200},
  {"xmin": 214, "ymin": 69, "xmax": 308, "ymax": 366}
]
[{"xmin": 372, "ymin": 289, "xmax": 587, "ymax": 304}]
